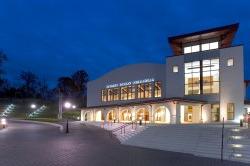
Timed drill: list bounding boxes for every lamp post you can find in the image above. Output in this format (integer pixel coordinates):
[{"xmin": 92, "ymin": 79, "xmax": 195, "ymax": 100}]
[{"xmin": 63, "ymin": 101, "xmax": 73, "ymax": 134}]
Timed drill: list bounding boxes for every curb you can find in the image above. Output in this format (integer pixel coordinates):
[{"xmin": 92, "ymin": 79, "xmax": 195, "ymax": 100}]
[{"xmin": 10, "ymin": 119, "xmax": 64, "ymax": 132}]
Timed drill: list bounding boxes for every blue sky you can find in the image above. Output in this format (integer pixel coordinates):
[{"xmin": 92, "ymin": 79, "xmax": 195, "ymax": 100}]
[{"xmin": 0, "ymin": 0, "xmax": 250, "ymax": 89}]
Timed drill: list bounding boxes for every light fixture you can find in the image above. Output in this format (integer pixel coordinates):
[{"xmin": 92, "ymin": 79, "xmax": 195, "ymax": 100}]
[
  {"xmin": 30, "ymin": 104, "xmax": 37, "ymax": 109},
  {"xmin": 64, "ymin": 102, "xmax": 71, "ymax": 109}
]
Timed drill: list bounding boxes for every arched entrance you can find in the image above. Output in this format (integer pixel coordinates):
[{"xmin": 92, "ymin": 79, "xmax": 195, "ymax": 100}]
[
  {"xmin": 84, "ymin": 111, "xmax": 92, "ymax": 121},
  {"xmin": 136, "ymin": 108, "xmax": 149, "ymax": 121},
  {"xmin": 106, "ymin": 110, "xmax": 116, "ymax": 121},
  {"xmin": 120, "ymin": 109, "xmax": 132, "ymax": 122},
  {"xmin": 154, "ymin": 106, "xmax": 170, "ymax": 123}
]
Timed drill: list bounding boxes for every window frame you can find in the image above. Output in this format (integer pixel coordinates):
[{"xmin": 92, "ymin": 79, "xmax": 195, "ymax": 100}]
[{"xmin": 227, "ymin": 103, "xmax": 235, "ymax": 120}]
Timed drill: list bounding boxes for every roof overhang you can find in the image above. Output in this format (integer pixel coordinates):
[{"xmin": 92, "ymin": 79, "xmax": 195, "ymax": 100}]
[{"xmin": 168, "ymin": 23, "xmax": 239, "ymax": 55}]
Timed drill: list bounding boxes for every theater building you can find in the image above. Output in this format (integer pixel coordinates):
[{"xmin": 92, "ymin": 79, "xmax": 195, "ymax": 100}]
[{"xmin": 81, "ymin": 23, "xmax": 246, "ymax": 124}]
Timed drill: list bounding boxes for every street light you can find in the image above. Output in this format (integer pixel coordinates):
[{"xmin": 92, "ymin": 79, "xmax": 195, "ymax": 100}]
[
  {"xmin": 30, "ymin": 104, "xmax": 37, "ymax": 109},
  {"xmin": 72, "ymin": 105, "xmax": 76, "ymax": 109},
  {"xmin": 64, "ymin": 102, "xmax": 71, "ymax": 109}
]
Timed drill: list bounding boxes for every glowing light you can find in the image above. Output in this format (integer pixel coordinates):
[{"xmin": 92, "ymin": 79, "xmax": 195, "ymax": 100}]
[
  {"xmin": 230, "ymin": 136, "xmax": 243, "ymax": 140},
  {"xmin": 64, "ymin": 102, "xmax": 71, "ymax": 109},
  {"xmin": 1, "ymin": 118, "xmax": 6, "ymax": 125},
  {"xmin": 231, "ymin": 144, "xmax": 243, "ymax": 148},
  {"xmin": 72, "ymin": 105, "xmax": 76, "ymax": 109},
  {"xmin": 232, "ymin": 128, "xmax": 240, "ymax": 132},
  {"xmin": 30, "ymin": 104, "xmax": 37, "ymax": 109},
  {"xmin": 234, "ymin": 154, "xmax": 242, "ymax": 158}
]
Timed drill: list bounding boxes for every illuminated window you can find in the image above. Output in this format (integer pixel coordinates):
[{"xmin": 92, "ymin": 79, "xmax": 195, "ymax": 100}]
[
  {"xmin": 113, "ymin": 88, "xmax": 119, "ymax": 101},
  {"xmin": 101, "ymin": 89, "xmax": 107, "ymax": 102},
  {"xmin": 201, "ymin": 43, "xmax": 209, "ymax": 51},
  {"xmin": 137, "ymin": 84, "xmax": 144, "ymax": 99},
  {"xmin": 128, "ymin": 86, "xmax": 135, "ymax": 100},
  {"xmin": 121, "ymin": 87, "xmax": 128, "ymax": 100},
  {"xmin": 173, "ymin": 66, "xmax": 179, "ymax": 73},
  {"xmin": 227, "ymin": 103, "xmax": 235, "ymax": 120},
  {"xmin": 202, "ymin": 59, "xmax": 219, "ymax": 94},
  {"xmin": 184, "ymin": 46, "xmax": 191, "ymax": 54},
  {"xmin": 108, "ymin": 89, "xmax": 113, "ymax": 101},
  {"xmin": 211, "ymin": 104, "xmax": 220, "ymax": 122},
  {"xmin": 210, "ymin": 42, "xmax": 219, "ymax": 49},
  {"xmin": 185, "ymin": 58, "xmax": 219, "ymax": 95},
  {"xmin": 227, "ymin": 58, "xmax": 234, "ymax": 66},
  {"xmin": 184, "ymin": 61, "xmax": 200, "ymax": 95},
  {"xmin": 154, "ymin": 81, "xmax": 162, "ymax": 97},
  {"xmin": 191, "ymin": 45, "xmax": 200, "ymax": 52},
  {"xmin": 144, "ymin": 83, "xmax": 152, "ymax": 98}
]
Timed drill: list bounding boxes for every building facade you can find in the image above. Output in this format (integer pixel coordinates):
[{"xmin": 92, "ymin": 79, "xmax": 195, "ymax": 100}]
[{"xmin": 81, "ymin": 23, "xmax": 246, "ymax": 124}]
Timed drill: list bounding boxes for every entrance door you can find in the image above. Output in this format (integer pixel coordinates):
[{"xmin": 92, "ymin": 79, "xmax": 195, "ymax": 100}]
[
  {"xmin": 184, "ymin": 106, "xmax": 193, "ymax": 122},
  {"xmin": 211, "ymin": 104, "xmax": 220, "ymax": 122}
]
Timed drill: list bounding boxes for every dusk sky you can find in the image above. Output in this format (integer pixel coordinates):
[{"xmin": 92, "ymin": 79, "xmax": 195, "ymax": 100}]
[{"xmin": 0, "ymin": 0, "xmax": 250, "ymax": 89}]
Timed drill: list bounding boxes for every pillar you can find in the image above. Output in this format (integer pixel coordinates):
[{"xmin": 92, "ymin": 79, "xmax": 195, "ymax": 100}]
[{"xmin": 176, "ymin": 103, "xmax": 181, "ymax": 124}]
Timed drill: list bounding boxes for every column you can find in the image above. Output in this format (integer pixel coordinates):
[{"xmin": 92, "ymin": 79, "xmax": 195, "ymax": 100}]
[{"xmin": 176, "ymin": 103, "xmax": 181, "ymax": 124}]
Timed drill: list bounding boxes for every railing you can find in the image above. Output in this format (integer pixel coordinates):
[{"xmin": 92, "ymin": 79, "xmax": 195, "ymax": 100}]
[{"xmin": 109, "ymin": 120, "xmax": 138, "ymax": 139}]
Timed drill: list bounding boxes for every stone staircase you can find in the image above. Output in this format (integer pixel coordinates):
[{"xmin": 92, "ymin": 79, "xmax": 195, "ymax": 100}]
[
  {"xmin": 123, "ymin": 124, "xmax": 250, "ymax": 164},
  {"xmin": 82, "ymin": 121, "xmax": 147, "ymax": 143},
  {"xmin": 113, "ymin": 125, "xmax": 147, "ymax": 143}
]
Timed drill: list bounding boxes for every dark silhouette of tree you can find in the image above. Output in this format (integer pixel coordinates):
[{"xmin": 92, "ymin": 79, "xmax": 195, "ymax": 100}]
[
  {"xmin": 57, "ymin": 77, "xmax": 77, "ymax": 96},
  {"xmin": 37, "ymin": 79, "xmax": 49, "ymax": 100},
  {"xmin": 0, "ymin": 50, "xmax": 7, "ymax": 78},
  {"xmin": 57, "ymin": 69, "xmax": 89, "ymax": 106},
  {"xmin": 19, "ymin": 71, "xmax": 38, "ymax": 98},
  {"xmin": 71, "ymin": 70, "xmax": 89, "ymax": 95}
]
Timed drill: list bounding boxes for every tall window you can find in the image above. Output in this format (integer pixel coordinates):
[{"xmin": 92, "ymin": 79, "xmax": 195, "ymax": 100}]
[
  {"xmin": 144, "ymin": 83, "xmax": 152, "ymax": 98},
  {"xmin": 121, "ymin": 87, "xmax": 128, "ymax": 100},
  {"xmin": 185, "ymin": 61, "xmax": 200, "ymax": 95},
  {"xmin": 211, "ymin": 104, "xmax": 220, "ymax": 122},
  {"xmin": 102, "ymin": 89, "xmax": 107, "ymax": 102},
  {"xmin": 107, "ymin": 89, "xmax": 113, "ymax": 101},
  {"xmin": 227, "ymin": 103, "xmax": 235, "ymax": 120},
  {"xmin": 137, "ymin": 84, "xmax": 145, "ymax": 99},
  {"xmin": 113, "ymin": 88, "xmax": 119, "ymax": 101},
  {"xmin": 128, "ymin": 86, "xmax": 135, "ymax": 100},
  {"xmin": 154, "ymin": 81, "xmax": 162, "ymax": 97},
  {"xmin": 202, "ymin": 59, "xmax": 219, "ymax": 94},
  {"xmin": 185, "ymin": 59, "xmax": 219, "ymax": 95}
]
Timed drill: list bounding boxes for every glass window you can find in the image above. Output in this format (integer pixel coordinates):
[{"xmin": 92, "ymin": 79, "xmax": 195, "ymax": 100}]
[
  {"xmin": 202, "ymin": 59, "xmax": 219, "ymax": 94},
  {"xmin": 201, "ymin": 43, "xmax": 209, "ymax": 51},
  {"xmin": 121, "ymin": 87, "xmax": 128, "ymax": 100},
  {"xmin": 113, "ymin": 88, "xmax": 119, "ymax": 101},
  {"xmin": 108, "ymin": 89, "xmax": 113, "ymax": 101},
  {"xmin": 184, "ymin": 46, "xmax": 191, "ymax": 54},
  {"xmin": 210, "ymin": 42, "xmax": 219, "ymax": 49},
  {"xmin": 227, "ymin": 58, "xmax": 234, "ymax": 66},
  {"xmin": 137, "ymin": 84, "xmax": 145, "ymax": 99},
  {"xmin": 227, "ymin": 103, "xmax": 235, "ymax": 120},
  {"xmin": 192, "ymin": 45, "xmax": 200, "ymax": 52},
  {"xmin": 173, "ymin": 66, "xmax": 179, "ymax": 73},
  {"xmin": 101, "ymin": 89, "xmax": 107, "ymax": 102},
  {"xmin": 154, "ymin": 81, "xmax": 162, "ymax": 97},
  {"xmin": 211, "ymin": 104, "xmax": 220, "ymax": 122},
  {"xmin": 145, "ymin": 83, "xmax": 152, "ymax": 98},
  {"xmin": 184, "ymin": 61, "xmax": 200, "ymax": 95},
  {"xmin": 128, "ymin": 86, "xmax": 135, "ymax": 100}
]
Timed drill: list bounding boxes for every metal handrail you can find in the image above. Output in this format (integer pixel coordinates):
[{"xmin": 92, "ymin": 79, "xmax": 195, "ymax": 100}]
[{"xmin": 111, "ymin": 120, "xmax": 137, "ymax": 134}]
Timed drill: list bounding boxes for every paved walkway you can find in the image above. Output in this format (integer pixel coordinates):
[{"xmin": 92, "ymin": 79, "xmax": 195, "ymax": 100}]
[{"xmin": 0, "ymin": 120, "xmax": 248, "ymax": 166}]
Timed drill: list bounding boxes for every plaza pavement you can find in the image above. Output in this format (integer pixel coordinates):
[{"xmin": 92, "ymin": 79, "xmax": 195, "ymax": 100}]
[{"xmin": 0, "ymin": 120, "xmax": 249, "ymax": 166}]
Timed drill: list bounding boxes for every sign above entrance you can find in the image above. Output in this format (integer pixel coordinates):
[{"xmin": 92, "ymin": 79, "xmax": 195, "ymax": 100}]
[{"xmin": 106, "ymin": 78, "xmax": 155, "ymax": 89}]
